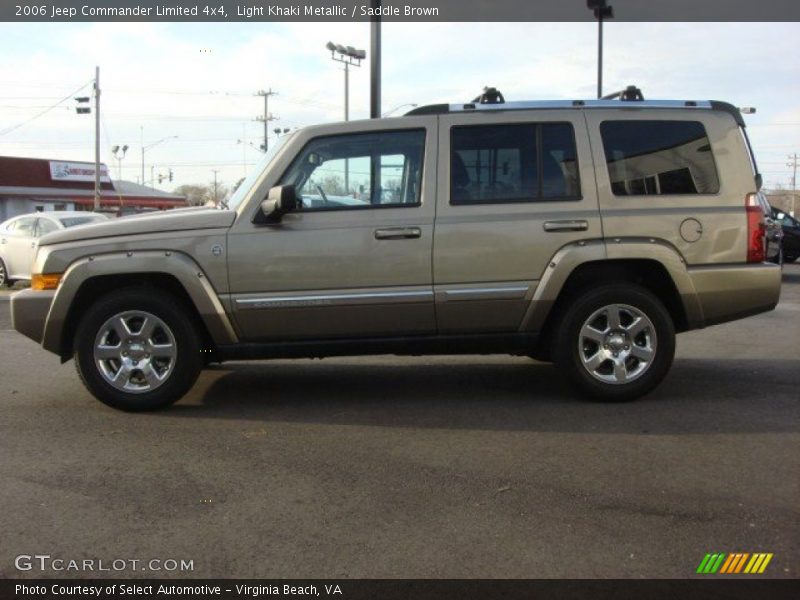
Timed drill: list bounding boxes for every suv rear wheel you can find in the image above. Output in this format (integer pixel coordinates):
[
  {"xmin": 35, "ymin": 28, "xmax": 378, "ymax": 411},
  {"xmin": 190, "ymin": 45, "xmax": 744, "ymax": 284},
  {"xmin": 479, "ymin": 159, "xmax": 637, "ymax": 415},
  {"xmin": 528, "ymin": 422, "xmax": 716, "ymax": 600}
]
[
  {"xmin": 74, "ymin": 288, "xmax": 203, "ymax": 411},
  {"xmin": 553, "ymin": 284, "xmax": 675, "ymax": 402}
]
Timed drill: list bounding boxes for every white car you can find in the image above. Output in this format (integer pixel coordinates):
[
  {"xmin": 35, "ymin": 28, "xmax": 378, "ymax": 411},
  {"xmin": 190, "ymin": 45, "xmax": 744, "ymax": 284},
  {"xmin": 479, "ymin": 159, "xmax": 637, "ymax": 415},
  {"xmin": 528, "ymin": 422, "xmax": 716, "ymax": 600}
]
[{"xmin": 0, "ymin": 211, "xmax": 107, "ymax": 286}]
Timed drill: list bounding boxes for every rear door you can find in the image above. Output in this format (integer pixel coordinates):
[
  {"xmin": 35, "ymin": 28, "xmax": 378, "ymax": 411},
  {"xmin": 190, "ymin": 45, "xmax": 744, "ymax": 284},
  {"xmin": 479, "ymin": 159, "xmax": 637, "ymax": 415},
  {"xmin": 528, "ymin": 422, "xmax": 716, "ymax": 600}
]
[
  {"xmin": 434, "ymin": 110, "xmax": 602, "ymax": 333},
  {"xmin": 584, "ymin": 110, "xmax": 751, "ymax": 265}
]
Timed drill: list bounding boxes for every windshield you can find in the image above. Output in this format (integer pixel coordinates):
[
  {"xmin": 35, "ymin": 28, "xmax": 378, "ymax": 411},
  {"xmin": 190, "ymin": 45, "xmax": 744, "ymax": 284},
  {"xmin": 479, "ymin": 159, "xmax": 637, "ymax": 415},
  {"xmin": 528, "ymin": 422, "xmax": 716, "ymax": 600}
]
[{"xmin": 227, "ymin": 134, "xmax": 292, "ymax": 211}]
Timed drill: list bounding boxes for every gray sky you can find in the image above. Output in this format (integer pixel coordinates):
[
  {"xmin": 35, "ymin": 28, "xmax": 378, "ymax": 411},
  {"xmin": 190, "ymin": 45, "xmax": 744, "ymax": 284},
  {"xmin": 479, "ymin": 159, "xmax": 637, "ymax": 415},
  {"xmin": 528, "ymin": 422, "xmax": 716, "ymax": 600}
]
[{"xmin": 0, "ymin": 21, "xmax": 797, "ymax": 191}]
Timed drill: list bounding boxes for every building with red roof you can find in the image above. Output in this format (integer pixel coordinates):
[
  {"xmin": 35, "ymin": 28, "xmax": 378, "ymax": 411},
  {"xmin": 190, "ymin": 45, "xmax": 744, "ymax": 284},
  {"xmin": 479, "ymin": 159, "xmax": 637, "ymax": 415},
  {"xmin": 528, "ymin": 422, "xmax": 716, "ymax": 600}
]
[{"xmin": 0, "ymin": 156, "xmax": 187, "ymax": 221}]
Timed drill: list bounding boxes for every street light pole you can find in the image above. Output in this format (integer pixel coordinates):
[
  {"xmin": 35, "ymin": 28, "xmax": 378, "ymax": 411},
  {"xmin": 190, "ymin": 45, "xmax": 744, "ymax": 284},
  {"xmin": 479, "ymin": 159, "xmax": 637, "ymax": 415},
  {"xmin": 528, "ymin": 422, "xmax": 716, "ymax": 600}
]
[
  {"xmin": 370, "ymin": 0, "xmax": 381, "ymax": 119},
  {"xmin": 111, "ymin": 144, "xmax": 128, "ymax": 180},
  {"xmin": 344, "ymin": 61, "xmax": 349, "ymax": 122},
  {"xmin": 587, "ymin": 1, "xmax": 614, "ymax": 99},
  {"xmin": 326, "ymin": 41, "xmax": 365, "ymax": 194}
]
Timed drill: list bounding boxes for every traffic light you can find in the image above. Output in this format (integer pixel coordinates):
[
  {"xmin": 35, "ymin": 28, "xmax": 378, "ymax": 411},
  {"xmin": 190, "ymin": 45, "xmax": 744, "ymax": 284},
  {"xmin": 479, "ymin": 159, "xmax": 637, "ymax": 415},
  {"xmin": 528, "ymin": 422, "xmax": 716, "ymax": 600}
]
[
  {"xmin": 75, "ymin": 96, "xmax": 90, "ymax": 114},
  {"xmin": 168, "ymin": 169, "xmax": 173, "ymax": 182}
]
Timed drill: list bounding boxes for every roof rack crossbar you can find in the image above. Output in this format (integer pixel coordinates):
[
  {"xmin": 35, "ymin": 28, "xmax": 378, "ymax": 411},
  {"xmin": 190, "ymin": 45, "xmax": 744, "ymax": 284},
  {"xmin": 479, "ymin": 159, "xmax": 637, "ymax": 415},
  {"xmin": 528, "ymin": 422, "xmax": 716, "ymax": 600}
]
[
  {"xmin": 602, "ymin": 85, "xmax": 645, "ymax": 101},
  {"xmin": 471, "ymin": 86, "xmax": 505, "ymax": 105}
]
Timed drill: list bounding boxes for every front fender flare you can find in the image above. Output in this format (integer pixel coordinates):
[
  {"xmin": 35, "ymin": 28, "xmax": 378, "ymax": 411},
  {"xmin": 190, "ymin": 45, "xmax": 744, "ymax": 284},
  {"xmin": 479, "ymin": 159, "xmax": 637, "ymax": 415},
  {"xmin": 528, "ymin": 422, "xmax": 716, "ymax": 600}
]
[{"xmin": 42, "ymin": 250, "xmax": 238, "ymax": 355}]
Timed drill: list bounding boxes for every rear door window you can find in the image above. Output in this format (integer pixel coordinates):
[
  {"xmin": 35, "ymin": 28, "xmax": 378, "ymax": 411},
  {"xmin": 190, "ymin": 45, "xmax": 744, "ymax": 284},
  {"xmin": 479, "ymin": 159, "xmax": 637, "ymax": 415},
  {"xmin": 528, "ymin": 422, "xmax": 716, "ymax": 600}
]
[
  {"xmin": 600, "ymin": 120, "xmax": 720, "ymax": 196},
  {"xmin": 450, "ymin": 122, "xmax": 580, "ymax": 205}
]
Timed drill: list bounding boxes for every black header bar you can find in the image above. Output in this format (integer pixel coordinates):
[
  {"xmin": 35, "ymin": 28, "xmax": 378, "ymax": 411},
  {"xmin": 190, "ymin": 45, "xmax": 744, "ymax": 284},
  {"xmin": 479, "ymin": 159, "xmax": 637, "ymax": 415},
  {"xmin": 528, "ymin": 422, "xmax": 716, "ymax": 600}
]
[{"xmin": 3, "ymin": 0, "xmax": 800, "ymax": 22}]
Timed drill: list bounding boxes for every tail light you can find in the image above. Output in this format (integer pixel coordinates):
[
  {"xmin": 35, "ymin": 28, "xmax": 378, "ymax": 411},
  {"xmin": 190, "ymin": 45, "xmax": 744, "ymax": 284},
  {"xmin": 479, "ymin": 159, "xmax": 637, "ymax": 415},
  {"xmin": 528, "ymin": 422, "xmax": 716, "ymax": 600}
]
[{"xmin": 746, "ymin": 193, "xmax": 766, "ymax": 263}]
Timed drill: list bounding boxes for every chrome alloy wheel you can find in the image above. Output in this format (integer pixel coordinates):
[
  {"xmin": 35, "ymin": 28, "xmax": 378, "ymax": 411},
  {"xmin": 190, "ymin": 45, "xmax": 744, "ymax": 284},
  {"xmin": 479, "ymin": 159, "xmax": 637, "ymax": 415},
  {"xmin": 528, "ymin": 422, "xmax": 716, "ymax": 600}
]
[
  {"xmin": 578, "ymin": 304, "xmax": 657, "ymax": 385},
  {"xmin": 93, "ymin": 311, "xmax": 177, "ymax": 393}
]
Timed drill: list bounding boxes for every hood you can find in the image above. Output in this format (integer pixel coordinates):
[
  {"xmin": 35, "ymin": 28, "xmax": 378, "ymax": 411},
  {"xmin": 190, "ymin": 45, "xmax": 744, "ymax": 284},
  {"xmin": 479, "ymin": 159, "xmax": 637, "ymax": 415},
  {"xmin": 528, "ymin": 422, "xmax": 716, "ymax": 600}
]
[{"xmin": 40, "ymin": 207, "xmax": 237, "ymax": 245}]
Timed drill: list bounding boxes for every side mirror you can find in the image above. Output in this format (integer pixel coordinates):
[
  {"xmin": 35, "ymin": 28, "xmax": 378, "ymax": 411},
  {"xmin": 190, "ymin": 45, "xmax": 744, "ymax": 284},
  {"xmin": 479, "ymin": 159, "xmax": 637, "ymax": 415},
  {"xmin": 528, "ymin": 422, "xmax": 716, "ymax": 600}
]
[{"xmin": 257, "ymin": 185, "xmax": 298, "ymax": 223}]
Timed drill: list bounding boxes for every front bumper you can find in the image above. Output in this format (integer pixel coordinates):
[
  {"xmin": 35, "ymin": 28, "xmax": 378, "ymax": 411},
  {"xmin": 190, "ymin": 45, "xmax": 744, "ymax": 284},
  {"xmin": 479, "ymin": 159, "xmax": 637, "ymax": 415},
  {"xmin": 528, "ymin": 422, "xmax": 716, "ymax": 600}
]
[
  {"xmin": 688, "ymin": 262, "xmax": 782, "ymax": 327},
  {"xmin": 10, "ymin": 289, "xmax": 56, "ymax": 346}
]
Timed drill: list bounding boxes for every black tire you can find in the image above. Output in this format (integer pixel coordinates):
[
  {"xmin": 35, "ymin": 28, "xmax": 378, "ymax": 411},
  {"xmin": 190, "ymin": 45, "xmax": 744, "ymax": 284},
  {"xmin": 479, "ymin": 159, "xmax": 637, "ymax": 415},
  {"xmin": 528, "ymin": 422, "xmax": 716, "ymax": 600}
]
[
  {"xmin": 553, "ymin": 284, "xmax": 675, "ymax": 402},
  {"xmin": 0, "ymin": 258, "xmax": 8, "ymax": 287},
  {"xmin": 74, "ymin": 287, "xmax": 203, "ymax": 411},
  {"xmin": 784, "ymin": 255, "xmax": 797, "ymax": 263}
]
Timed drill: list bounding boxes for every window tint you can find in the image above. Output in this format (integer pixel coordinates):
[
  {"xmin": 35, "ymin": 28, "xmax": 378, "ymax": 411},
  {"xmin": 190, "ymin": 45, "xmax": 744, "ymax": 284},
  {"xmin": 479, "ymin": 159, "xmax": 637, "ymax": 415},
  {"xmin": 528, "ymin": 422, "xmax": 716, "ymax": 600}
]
[
  {"xmin": 451, "ymin": 122, "xmax": 579, "ymax": 205},
  {"xmin": 280, "ymin": 130, "xmax": 425, "ymax": 210},
  {"xmin": 600, "ymin": 120, "xmax": 720, "ymax": 196}
]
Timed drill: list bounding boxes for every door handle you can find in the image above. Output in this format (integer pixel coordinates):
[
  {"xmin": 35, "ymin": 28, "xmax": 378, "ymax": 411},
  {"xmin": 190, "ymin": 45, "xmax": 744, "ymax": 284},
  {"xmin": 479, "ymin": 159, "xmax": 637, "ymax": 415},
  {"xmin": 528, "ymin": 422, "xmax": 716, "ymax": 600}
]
[
  {"xmin": 0, "ymin": 238, "xmax": 6, "ymax": 244},
  {"xmin": 543, "ymin": 220, "xmax": 589, "ymax": 232},
  {"xmin": 374, "ymin": 227, "xmax": 422, "ymax": 240}
]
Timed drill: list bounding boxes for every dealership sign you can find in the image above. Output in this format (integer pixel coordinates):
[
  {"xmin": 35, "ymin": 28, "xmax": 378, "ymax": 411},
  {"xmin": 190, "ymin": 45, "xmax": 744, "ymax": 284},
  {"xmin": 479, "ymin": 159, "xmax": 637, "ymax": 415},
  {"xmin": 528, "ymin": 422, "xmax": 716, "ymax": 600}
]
[{"xmin": 49, "ymin": 161, "xmax": 111, "ymax": 183}]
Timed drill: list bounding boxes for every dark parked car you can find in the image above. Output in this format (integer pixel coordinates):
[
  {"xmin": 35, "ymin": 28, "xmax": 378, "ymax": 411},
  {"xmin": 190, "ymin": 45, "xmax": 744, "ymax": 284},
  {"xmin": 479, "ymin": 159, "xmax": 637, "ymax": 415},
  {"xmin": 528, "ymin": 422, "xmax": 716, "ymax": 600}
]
[{"xmin": 771, "ymin": 207, "xmax": 800, "ymax": 263}]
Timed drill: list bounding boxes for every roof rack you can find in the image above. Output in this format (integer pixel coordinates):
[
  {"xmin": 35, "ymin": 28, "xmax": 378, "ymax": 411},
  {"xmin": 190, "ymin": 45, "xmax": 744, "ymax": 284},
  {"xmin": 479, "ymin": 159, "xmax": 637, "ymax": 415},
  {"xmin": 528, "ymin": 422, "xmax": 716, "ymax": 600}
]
[{"xmin": 403, "ymin": 86, "xmax": 749, "ymax": 128}]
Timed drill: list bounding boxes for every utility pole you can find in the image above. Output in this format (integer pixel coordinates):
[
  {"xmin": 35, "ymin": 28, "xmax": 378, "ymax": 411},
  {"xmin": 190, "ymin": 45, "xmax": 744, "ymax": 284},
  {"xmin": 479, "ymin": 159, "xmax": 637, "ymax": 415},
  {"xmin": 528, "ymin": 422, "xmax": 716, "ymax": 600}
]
[
  {"xmin": 254, "ymin": 89, "xmax": 277, "ymax": 152},
  {"xmin": 211, "ymin": 169, "xmax": 220, "ymax": 207},
  {"xmin": 788, "ymin": 153, "xmax": 798, "ymax": 217},
  {"xmin": 94, "ymin": 66, "xmax": 101, "ymax": 210},
  {"xmin": 326, "ymin": 42, "xmax": 365, "ymax": 194}
]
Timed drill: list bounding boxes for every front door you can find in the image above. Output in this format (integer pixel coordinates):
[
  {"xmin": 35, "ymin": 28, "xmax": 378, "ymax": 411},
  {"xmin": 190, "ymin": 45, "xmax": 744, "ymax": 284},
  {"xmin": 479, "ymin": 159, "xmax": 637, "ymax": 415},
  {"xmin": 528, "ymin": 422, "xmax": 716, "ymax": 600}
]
[{"xmin": 226, "ymin": 122, "xmax": 437, "ymax": 341}]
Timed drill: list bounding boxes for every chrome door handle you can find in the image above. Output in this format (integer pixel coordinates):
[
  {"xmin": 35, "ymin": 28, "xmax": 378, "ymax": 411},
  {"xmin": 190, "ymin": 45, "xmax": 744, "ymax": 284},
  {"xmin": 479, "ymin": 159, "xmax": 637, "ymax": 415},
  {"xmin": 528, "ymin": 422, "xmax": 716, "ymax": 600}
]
[
  {"xmin": 543, "ymin": 220, "xmax": 589, "ymax": 232},
  {"xmin": 374, "ymin": 227, "xmax": 422, "ymax": 240},
  {"xmin": 0, "ymin": 238, "xmax": 6, "ymax": 244}
]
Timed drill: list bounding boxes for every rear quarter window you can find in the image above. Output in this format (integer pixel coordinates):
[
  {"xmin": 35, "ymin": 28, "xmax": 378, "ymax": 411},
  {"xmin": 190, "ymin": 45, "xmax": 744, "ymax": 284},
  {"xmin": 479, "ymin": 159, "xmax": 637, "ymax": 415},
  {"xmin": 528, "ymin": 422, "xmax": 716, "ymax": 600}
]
[{"xmin": 600, "ymin": 120, "xmax": 720, "ymax": 196}]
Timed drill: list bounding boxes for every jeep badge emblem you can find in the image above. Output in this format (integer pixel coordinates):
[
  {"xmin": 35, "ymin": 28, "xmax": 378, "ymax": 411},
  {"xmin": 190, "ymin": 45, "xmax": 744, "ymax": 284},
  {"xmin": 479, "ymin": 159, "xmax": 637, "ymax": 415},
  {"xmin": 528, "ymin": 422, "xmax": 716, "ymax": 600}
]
[{"xmin": 211, "ymin": 244, "xmax": 224, "ymax": 257}]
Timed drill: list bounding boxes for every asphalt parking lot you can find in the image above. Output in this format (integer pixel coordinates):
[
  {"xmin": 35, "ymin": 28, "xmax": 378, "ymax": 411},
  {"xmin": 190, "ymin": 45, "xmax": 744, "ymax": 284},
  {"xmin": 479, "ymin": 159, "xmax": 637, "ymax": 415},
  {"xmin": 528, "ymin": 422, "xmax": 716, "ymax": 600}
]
[{"xmin": 0, "ymin": 267, "xmax": 798, "ymax": 579}]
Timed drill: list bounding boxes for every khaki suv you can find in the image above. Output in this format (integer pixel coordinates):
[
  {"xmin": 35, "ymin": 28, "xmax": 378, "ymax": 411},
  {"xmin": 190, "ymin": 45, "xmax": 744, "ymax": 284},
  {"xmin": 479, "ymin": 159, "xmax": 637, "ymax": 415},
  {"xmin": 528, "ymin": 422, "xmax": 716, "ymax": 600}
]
[{"xmin": 10, "ymin": 89, "xmax": 782, "ymax": 411}]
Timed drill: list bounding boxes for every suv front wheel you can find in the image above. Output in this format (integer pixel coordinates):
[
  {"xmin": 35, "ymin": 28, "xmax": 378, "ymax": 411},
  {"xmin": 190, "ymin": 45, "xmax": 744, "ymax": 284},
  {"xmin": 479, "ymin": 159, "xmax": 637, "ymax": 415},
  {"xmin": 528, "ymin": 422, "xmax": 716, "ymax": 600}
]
[
  {"xmin": 74, "ymin": 288, "xmax": 203, "ymax": 411},
  {"xmin": 553, "ymin": 284, "xmax": 675, "ymax": 402}
]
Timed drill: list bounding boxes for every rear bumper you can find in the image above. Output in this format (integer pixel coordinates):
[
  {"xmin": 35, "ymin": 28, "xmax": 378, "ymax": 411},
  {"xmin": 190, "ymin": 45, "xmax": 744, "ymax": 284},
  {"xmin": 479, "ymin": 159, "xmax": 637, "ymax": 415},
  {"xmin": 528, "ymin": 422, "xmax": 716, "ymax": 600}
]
[
  {"xmin": 688, "ymin": 262, "xmax": 782, "ymax": 327},
  {"xmin": 10, "ymin": 289, "xmax": 56, "ymax": 346}
]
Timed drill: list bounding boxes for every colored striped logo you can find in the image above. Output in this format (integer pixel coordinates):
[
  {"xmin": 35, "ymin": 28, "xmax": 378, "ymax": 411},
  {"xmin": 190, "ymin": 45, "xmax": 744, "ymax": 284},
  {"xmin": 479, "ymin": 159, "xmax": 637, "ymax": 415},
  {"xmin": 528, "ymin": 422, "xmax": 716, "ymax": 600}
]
[{"xmin": 696, "ymin": 553, "xmax": 773, "ymax": 574}]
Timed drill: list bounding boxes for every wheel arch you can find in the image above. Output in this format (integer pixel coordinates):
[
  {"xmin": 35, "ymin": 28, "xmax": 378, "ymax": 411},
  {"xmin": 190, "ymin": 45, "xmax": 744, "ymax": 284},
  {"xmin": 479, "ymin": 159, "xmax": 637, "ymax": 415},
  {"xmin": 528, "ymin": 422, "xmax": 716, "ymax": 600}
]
[
  {"xmin": 524, "ymin": 240, "xmax": 703, "ymax": 360},
  {"xmin": 43, "ymin": 251, "xmax": 238, "ymax": 361}
]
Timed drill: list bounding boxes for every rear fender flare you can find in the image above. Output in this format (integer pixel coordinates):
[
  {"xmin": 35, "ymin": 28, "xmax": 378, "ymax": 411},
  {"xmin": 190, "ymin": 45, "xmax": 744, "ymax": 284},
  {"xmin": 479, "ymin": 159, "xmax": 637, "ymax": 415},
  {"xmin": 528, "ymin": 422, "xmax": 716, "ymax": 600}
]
[{"xmin": 520, "ymin": 238, "xmax": 703, "ymax": 332}]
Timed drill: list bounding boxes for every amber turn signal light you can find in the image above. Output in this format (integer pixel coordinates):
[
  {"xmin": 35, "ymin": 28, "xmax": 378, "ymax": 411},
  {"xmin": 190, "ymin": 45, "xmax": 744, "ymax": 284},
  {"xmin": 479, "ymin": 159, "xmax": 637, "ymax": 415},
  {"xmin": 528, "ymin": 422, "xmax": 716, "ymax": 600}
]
[{"xmin": 31, "ymin": 273, "xmax": 63, "ymax": 290}]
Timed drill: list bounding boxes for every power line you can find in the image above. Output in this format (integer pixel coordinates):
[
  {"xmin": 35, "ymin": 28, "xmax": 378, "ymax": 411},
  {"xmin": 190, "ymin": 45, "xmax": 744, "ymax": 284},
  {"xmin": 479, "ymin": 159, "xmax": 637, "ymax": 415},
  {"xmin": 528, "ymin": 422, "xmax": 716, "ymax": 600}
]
[{"xmin": 0, "ymin": 79, "xmax": 93, "ymax": 137}]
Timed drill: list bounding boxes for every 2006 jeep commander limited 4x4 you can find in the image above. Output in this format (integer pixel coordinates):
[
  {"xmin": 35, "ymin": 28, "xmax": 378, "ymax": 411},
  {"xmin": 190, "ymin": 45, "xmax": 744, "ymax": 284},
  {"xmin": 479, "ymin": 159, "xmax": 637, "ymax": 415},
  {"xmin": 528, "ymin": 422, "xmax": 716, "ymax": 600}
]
[{"xmin": 11, "ymin": 87, "xmax": 782, "ymax": 411}]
